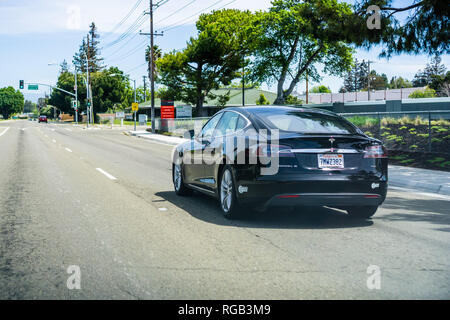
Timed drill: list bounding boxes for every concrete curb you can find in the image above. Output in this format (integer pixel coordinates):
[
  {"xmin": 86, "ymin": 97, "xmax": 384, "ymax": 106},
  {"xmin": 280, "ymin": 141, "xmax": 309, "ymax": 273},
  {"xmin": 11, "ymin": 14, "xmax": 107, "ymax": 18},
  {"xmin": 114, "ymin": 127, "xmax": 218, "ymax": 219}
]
[
  {"xmin": 127, "ymin": 131, "xmax": 188, "ymax": 146},
  {"xmin": 389, "ymin": 180, "xmax": 450, "ymax": 196}
]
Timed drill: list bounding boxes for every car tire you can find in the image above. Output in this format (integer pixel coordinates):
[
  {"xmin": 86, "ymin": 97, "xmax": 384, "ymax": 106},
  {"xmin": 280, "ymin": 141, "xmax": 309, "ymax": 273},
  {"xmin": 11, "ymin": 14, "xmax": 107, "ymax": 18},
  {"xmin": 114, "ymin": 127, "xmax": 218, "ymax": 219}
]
[
  {"xmin": 173, "ymin": 163, "xmax": 192, "ymax": 196},
  {"xmin": 346, "ymin": 206, "xmax": 378, "ymax": 219},
  {"xmin": 219, "ymin": 166, "xmax": 242, "ymax": 219}
]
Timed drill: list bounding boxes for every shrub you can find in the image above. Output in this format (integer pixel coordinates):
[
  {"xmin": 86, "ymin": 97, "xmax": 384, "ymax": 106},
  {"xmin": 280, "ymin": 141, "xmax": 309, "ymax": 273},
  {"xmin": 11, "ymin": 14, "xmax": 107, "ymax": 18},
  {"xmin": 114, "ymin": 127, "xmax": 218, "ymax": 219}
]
[{"xmin": 408, "ymin": 87, "xmax": 437, "ymax": 98}]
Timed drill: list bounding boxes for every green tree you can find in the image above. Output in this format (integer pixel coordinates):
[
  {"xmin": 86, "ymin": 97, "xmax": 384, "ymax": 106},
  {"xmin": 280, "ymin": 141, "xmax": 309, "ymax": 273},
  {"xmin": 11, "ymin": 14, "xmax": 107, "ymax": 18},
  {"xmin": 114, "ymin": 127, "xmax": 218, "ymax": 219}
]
[
  {"xmin": 48, "ymin": 71, "xmax": 85, "ymax": 115},
  {"xmin": 412, "ymin": 55, "xmax": 447, "ymax": 87},
  {"xmin": 250, "ymin": 0, "xmax": 354, "ymax": 105},
  {"xmin": 90, "ymin": 67, "xmax": 133, "ymax": 120},
  {"xmin": 352, "ymin": 1, "xmax": 449, "ymax": 57},
  {"xmin": 256, "ymin": 93, "xmax": 270, "ymax": 105},
  {"xmin": 0, "ymin": 86, "xmax": 24, "ymax": 119},
  {"xmin": 311, "ymin": 85, "xmax": 331, "ymax": 93},
  {"xmin": 49, "ymin": 67, "xmax": 131, "ymax": 121},
  {"xmin": 73, "ymin": 22, "xmax": 104, "ymax": 73},
  {"xmin": 145, "ymin": 45, "xmax": 162, "ymax": 80},
  {"xmin": 408, "ymin": 87, "xmax": 437, "ymax": 99},
  {"xmin": 157, "ymin": 9, "xmax": 254, "ymax": 116},
  {"xmin": 23, "ymin": 100, "xmax": 37, "ymax": 113},
  {"xmin": 368, "ymin": 70, "xmax": 389, "ymax": 90},
  {"xmin": 429, "ymin": 71, "xmax": 450, "ymax": 97},
  {"xmin": 343, "ymin": 59, "xmax": 369, "ymax": 92},
  {"xmin": 389, "ymin": 76, "xmax": 413, "ymax": 89},
  {"xmin": 285, "ymin": 95, "xmax": 303, "ymax": 105}
]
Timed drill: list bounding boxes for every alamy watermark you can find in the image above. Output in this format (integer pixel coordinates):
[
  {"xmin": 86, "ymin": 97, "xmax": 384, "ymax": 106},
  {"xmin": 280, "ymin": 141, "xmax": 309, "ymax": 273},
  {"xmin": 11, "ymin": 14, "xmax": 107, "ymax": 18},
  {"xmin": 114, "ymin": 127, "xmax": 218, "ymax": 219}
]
[
  {"xmin": 367, "ymin": 5, "xmax": 381, "ymax": 30},
  {"xmin": 366, "ymin": 265, "xmax": 381, "ymax": 290},
  {"xmin": 172, "ymin": 128, "xmax": 282, "ymax": 176},
  {"xmin": 67, "ymin": 265, "xmax": 81, "ymax": 290}
]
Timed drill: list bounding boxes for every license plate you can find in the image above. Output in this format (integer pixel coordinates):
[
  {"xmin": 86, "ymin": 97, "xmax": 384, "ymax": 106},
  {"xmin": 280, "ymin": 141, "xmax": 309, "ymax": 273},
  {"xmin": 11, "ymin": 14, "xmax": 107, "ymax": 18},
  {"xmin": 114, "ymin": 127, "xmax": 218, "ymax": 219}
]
[{"xmin": 318, "ymin": 154, "xmax": 344, "ymax": 169}]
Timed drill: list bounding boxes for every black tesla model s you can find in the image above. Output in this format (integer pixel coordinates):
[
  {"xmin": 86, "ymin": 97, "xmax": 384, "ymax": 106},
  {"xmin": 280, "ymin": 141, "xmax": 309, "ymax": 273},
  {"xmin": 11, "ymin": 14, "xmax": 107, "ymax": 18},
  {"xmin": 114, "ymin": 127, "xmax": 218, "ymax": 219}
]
[{"xmin": 172, "ymin": 106, "xmax": 388, "ymax": 219}]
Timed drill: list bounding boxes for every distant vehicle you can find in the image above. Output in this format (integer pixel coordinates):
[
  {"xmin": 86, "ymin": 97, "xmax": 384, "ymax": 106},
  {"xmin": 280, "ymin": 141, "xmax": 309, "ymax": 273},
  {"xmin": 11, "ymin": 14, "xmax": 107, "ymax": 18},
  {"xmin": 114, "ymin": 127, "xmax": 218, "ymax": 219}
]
[
  {"xmin": 38, "ymin": 115, "xmax": 48, "ymax": 123},
  {"xmin": 172, "ymin": 106, "xmax": 388, "ymax": 219}
]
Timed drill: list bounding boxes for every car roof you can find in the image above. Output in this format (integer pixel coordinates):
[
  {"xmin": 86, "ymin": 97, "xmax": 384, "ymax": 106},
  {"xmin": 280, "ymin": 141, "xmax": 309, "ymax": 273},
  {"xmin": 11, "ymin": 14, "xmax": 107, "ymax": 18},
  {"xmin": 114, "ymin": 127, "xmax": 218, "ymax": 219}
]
[{"xmin": 223, "ymin": 106, "xmax": 338, "ymax": 118}]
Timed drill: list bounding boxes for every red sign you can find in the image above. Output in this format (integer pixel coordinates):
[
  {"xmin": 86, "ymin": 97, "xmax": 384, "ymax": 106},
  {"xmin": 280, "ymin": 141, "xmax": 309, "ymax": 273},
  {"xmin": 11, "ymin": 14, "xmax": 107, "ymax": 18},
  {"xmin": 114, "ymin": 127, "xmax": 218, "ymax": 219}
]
[{"xmin": 161, "ymin": 106, "xmax": 175, "ymax": 119}]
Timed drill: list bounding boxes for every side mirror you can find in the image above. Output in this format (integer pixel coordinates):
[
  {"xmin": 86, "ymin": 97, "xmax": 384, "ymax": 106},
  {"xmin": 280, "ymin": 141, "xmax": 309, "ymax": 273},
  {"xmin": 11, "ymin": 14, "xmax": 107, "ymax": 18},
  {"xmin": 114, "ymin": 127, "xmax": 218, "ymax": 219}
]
[{"xmin": 184, "ymin": 129, "xmax": 195, "ymax": 139}]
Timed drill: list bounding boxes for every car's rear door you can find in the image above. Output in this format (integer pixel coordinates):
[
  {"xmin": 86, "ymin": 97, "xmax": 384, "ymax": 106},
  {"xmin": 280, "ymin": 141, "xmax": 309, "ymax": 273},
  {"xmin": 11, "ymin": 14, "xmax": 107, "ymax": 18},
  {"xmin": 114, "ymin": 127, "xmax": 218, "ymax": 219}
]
[
  {"xmin": 183, "ymin": 112, "xmax": 223, "ymax": 186},
  {"xmin": 202, "ymin": 111, "xmax": 240, "ymax": 190}
]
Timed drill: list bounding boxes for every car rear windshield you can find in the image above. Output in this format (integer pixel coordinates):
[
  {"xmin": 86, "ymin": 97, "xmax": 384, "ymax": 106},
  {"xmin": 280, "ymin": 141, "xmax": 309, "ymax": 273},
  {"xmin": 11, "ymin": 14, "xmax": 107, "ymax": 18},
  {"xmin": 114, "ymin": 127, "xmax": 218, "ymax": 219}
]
[{"xmin": 257, "ymin": 111, "xmax": 357, "ymax": 134}]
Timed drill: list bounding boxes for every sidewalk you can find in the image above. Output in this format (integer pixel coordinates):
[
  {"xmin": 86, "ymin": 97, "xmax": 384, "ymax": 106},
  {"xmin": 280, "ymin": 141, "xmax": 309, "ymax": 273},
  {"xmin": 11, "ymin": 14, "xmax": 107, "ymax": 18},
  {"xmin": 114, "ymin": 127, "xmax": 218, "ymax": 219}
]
[
  {"xmin": 128, "ymin": 130, "xmax": 450, "ymax": 196},
  {"xmin": 388, "ymin": 165, "xmax": 450, "ymax": 196}
]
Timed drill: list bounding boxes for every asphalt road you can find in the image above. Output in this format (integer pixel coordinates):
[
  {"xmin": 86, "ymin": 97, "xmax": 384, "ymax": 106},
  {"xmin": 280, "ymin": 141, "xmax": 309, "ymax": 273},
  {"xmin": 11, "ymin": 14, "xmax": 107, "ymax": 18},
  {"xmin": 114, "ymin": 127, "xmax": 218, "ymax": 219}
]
[{"xmin": 0, "ymin": 120, "xmax": 449, "ymax": 299}]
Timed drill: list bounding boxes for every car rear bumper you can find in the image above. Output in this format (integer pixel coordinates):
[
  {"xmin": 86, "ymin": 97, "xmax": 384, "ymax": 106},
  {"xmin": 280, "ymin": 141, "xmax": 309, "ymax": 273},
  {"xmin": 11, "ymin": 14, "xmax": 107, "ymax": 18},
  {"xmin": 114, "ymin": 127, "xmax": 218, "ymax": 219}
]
[
  {"xmin": 265, "ymin": 192, "xmax": 385, "ymax": 207},
  {"xmin": 234, "ymin": 173, "xmax": 388, "ymax": 208}
]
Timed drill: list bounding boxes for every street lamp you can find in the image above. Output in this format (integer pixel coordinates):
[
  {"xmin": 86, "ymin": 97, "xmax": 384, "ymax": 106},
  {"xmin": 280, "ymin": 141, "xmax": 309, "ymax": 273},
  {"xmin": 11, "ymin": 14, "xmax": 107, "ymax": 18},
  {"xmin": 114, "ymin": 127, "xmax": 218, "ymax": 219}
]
[
  {"xmin": 109, "ymin": 73, "xmax": 137, "ymax": 131},
  {"xmin": 48, "ymin": 62, "xmax": 79, "ymax": 125}
]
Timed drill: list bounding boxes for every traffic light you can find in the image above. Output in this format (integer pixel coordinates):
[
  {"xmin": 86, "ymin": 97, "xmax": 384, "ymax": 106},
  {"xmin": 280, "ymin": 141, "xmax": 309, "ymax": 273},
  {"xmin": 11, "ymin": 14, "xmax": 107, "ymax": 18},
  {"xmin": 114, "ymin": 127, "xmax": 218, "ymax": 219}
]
[{"xmin": 19, "ymin": 80, "xmax": 24, "ymax": 89}]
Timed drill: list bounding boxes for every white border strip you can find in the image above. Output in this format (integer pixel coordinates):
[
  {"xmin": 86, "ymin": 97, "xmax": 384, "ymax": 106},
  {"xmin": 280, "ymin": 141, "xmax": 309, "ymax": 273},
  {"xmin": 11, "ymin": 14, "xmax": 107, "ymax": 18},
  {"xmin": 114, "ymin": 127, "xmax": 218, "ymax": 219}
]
[
  {"xmin": 96, "ymin": 168, "xmax": 117, "ymax": 180},
  {"xmin": 0, "ymin": 127, "xmax": 9, "ymax": 137}
]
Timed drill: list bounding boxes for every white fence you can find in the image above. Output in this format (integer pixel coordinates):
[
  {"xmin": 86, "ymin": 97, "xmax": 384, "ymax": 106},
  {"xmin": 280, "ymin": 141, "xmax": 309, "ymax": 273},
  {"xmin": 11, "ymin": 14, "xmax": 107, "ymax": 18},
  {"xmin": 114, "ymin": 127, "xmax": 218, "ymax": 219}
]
[{"xmin": 297, "ymin": 87, "xmax": 426, "ymax": 104}]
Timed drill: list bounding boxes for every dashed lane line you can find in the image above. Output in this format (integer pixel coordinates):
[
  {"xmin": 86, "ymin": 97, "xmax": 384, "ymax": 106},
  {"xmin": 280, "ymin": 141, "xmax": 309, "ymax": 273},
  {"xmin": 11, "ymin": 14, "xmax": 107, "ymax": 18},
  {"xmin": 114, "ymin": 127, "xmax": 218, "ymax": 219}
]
[{"xmin": 96, "ymin": 168, "xmax": 117, "ymax": 180}]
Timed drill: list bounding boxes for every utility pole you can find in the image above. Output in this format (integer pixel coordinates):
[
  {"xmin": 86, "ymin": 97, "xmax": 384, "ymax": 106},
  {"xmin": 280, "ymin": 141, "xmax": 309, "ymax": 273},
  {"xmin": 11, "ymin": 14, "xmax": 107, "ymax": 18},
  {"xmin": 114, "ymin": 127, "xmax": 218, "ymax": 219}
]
[
  {"xmin": 140, "ymin": 0, "xmax": 164, "ymax": 133},
  {"xmin": 305, "ymin": 72, "xmax": 309, "ymax": 105},
  {"xmin": 74, "ymin": 70, "xmax": 78, "ymax": 125},
  {"xmin": 242, "ymin": 56, "xmax": 245, "ymax": 106},
  {"xmin": 133, "ymin": 79, "xmax": 137, "ymax": 132},
  {"xmin": 143, "ymin": 76, "xmax": 147, "ymax": 102},
  {"xmin": 367, "ymin": 60, "xmax": 373, "ymax": 101},
  {"xmin": 86, "ymin": 34, "xmax": 90, "ymax": 127}
]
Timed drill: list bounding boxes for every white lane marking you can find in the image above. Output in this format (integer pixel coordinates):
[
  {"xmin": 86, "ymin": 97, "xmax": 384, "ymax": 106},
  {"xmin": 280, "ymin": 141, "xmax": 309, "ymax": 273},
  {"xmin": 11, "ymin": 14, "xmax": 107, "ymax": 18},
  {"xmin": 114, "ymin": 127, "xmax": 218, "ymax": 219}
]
[
  {"xmin": 158, "ymin": 208, "xmax": 168, "ymax": 211},
  {"xmin": 65, "ymin": 148, "xmax": 73, "ymax": 153},
  {"xmin": 96, "ymin": 168, "xmax": 117, "ymax": 180},
  {"xmin": 0, "ymin": 127, "xmax": 9, "ymax": 137},
  {"xmin": 52, "ymin": 139, "xmax": 56, "ymax": 143},
  {"xmin": 389, "ymin": 186, "xmax": 450, "ymax": 200},
  {"xmin": 65, "ymin": 128, "xmax": 72, "ymax": 132},
  {"xmin": 51, "ymin": 129, "xmax": 55, "ymax": 131},
  {"xmin": 21, "ymin": 128, "xmax": 26, "ymax": 131}
]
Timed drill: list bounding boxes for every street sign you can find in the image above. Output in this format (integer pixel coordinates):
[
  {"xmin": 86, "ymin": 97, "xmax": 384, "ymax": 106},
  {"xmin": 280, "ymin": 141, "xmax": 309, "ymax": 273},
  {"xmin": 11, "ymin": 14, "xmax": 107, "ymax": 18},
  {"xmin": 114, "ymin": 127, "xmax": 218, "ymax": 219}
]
[
  {"xmin": 115, "ymin": 111, "xmax": 125, "ymax": 118},
  {"xmin": 176, "ymin": 105, "xmax": 192, "ymax": 118},
  {"xmin": 139, "ymin": 114, "xmax": 147, "ymax": 125},
  {"xmin": 161, "ymin": 100, "xmax": 175, "ymax": 119},
  {"xmin": 132, "ymin": 102, "xmax": 139, "ymax": 112},
  {"xmin": 28, "ymin": 84, "xmax": 38, "ymax": 90}
]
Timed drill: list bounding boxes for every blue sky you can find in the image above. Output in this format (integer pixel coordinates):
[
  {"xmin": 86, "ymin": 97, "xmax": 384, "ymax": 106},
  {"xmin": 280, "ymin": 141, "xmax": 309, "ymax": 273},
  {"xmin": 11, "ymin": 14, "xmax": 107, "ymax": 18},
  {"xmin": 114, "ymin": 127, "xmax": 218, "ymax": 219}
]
[{"xmin": 0, "ymin": 0, "xmax": 448, "ymax": 102}]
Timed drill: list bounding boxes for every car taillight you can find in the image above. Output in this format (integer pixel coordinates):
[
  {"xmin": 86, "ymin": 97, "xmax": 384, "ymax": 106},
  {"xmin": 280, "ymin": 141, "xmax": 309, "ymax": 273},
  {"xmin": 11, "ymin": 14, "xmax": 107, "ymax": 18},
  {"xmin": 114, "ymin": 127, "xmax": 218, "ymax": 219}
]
[
  {"xmin": 256, "ymin": 144, "xmax": 294, "ymax": 158},
  {"xmin": 364, "ymin": 145, "xmax": 387, "ymax": 158}
]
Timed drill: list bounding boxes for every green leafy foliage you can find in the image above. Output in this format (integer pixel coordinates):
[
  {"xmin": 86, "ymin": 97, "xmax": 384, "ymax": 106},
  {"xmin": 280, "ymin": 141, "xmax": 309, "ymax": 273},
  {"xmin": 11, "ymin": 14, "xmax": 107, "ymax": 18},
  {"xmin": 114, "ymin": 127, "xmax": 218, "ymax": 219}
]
[
  {"xmin": 352, "ymin": 1, "xmax": 449, "ymax": 57},
  {"xmin": 256, "ymin": 93, "xmax": 270, "ymax": 105},
  {"xmin": 157, "ymin": 9, "xmax": 254, "ymax": 116},
  {"xmin": 0, "ymin": 86, "xmax": 24, "ymax": 119},
  {"xmin": 250, "ymin": 0, "xmax": 354, "ymax": 104},
  {"xmin": 310, "ymin": 85, "xmax": 331, "ymax": 93},
  {"xmin": 48, "ymin": 67, "xmax": 132, "ymax": 119},
  {"xmin": 408, "ymin": 87, "xmax": 437, "ymax": 98}
]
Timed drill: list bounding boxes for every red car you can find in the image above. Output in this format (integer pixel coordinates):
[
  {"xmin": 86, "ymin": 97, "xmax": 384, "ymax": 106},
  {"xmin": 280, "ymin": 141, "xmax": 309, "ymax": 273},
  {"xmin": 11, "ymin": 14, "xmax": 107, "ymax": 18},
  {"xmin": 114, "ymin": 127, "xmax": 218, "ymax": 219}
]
[{"xmin": 38, "ymin": 115, "xmax": 47, "ymax": 123}]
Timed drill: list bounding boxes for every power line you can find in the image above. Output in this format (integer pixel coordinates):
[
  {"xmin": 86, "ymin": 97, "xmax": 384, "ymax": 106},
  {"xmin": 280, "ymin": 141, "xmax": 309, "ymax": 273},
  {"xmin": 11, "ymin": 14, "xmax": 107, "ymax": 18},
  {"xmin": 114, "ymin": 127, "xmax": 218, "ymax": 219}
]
[
  {"xmin": 125, "ymin": 62, "xmax": 148, "ymax": 74},
  {"xmin": 102, "ymin": 13, "xmax": 147, "ymax": 49},
  {"xmin": 108, "ymin": 40, "xmax": 148, "ymax": 63},
  {"xmin": 102, "ymin": 0, "xmax": 144, "ymax": 40},
  {"xmin": 153, "ymin": 0, "xmax": 197, "ymax": 25},
  {"xmin": 160, "ymin": 0, "xmax": 227, "ymax": 32}
]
